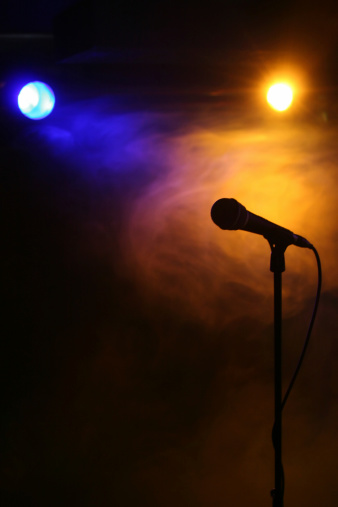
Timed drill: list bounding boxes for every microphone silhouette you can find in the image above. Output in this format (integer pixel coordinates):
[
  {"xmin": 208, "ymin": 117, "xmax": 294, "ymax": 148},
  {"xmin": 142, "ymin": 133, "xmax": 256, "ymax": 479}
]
[{"xmin": 211, "ymin": 198, "xmax": 312, "ymax": 249}]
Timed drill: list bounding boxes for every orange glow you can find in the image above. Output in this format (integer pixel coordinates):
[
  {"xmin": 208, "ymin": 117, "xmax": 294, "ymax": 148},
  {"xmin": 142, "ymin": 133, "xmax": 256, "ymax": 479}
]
[
  {"xmin": 258, "ymin": 60, "xmax": 308, "ymax": 114},
  {"xmin": 267, "ymin": 83, "xmax": 293, "ymax": 111},
  {"xmin": 123, "ymin": 113, "xmax": 334, "ymax": 328}
]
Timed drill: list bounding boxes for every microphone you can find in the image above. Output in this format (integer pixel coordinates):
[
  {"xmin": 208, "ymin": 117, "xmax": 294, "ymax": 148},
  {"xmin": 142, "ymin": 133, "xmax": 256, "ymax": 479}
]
[{"xmin": 211, "ymin": 198, "xmax": 312, "ymax": 249}]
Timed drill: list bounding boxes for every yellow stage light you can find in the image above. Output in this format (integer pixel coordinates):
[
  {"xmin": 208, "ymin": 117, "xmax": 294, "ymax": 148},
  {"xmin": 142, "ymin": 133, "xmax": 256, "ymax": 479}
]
[{"xmin": 267, "ymin": 83, "xmax": 293, "ymax": 112}]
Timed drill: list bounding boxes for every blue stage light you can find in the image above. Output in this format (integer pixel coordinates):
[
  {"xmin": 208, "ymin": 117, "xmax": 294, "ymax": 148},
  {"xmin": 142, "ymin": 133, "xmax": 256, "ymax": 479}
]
[{"xmin": 18, "ymin": 81, "xmax": 55, "ymax": 119}]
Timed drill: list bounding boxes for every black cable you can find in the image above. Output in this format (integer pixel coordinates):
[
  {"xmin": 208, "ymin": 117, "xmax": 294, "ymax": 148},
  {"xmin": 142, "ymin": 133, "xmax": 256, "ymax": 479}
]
[
  {"xmin": 281, "ymin": 245, "xmax": 322, "ymax": 410},
  {"xmin": 271, "ymin": 245, "xmax": 322, "ymax": 503}
]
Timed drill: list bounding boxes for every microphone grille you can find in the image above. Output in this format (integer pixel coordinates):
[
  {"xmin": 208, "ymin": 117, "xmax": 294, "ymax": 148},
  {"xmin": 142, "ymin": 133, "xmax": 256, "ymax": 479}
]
[{"xmin": 211, "ymin": 198, "xmax": 247, "ymax": 230}]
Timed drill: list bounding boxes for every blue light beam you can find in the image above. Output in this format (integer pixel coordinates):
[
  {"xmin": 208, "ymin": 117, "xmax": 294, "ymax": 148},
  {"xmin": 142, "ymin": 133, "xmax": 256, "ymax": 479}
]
[{"xmin": 18, "ymin": 81, "xmax": 55, "ymax": 120}]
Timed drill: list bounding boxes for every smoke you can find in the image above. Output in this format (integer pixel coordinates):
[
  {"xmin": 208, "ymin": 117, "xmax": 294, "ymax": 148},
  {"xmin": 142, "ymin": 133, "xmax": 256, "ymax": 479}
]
[
  {"xmin": 26, "ymin": 93, "xmax": 336, "ymax": 326},
  {"xmin": 5, "ymin": 87, "xmax": 337, "ymax": 507},
  {"xmin": 119, "ymin": 107, "xmax": 336, "ymax": 327}
]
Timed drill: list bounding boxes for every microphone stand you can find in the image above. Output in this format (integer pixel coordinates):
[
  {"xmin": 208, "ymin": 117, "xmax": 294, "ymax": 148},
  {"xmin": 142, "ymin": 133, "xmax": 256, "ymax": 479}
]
[{"xmin": 267, "ymin": 238, "xmax": 288, "ymax": 507}]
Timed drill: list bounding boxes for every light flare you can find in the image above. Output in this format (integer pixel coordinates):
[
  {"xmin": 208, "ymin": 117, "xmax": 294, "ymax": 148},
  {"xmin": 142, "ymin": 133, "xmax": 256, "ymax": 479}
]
[
  {"xmin": 267, "ymin": 83, "xmax": 293, "ymax": 111},
  {"xmin": 18, "ymin": 81, "xmax": 55, "ymax": 119}
]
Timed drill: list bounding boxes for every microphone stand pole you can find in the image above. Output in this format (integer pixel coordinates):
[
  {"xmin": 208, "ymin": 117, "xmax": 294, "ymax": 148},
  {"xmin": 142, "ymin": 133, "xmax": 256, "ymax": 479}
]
[{"xmin": 268, "ymin": 239, "xmax": 287, "ymax": 507}]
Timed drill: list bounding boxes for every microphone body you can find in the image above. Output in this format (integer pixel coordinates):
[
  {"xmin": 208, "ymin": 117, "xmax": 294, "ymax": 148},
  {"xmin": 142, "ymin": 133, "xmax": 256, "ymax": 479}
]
[{"xmin": 211, "ymin": 198, "xmax": 312, "ymax": 249}]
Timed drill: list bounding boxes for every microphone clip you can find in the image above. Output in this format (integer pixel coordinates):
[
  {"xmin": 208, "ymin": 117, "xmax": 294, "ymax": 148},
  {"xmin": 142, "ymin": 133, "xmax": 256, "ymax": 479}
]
[{"xmin": 266, "ymin": 237, "xmax": 288, "ymax": 274}]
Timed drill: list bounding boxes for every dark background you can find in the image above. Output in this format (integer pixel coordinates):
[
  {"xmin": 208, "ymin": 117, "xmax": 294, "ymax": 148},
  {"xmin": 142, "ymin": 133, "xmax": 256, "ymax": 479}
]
[{"xmin": 1, "ymin": 2, "xmax": 338, "ymax": 506}]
